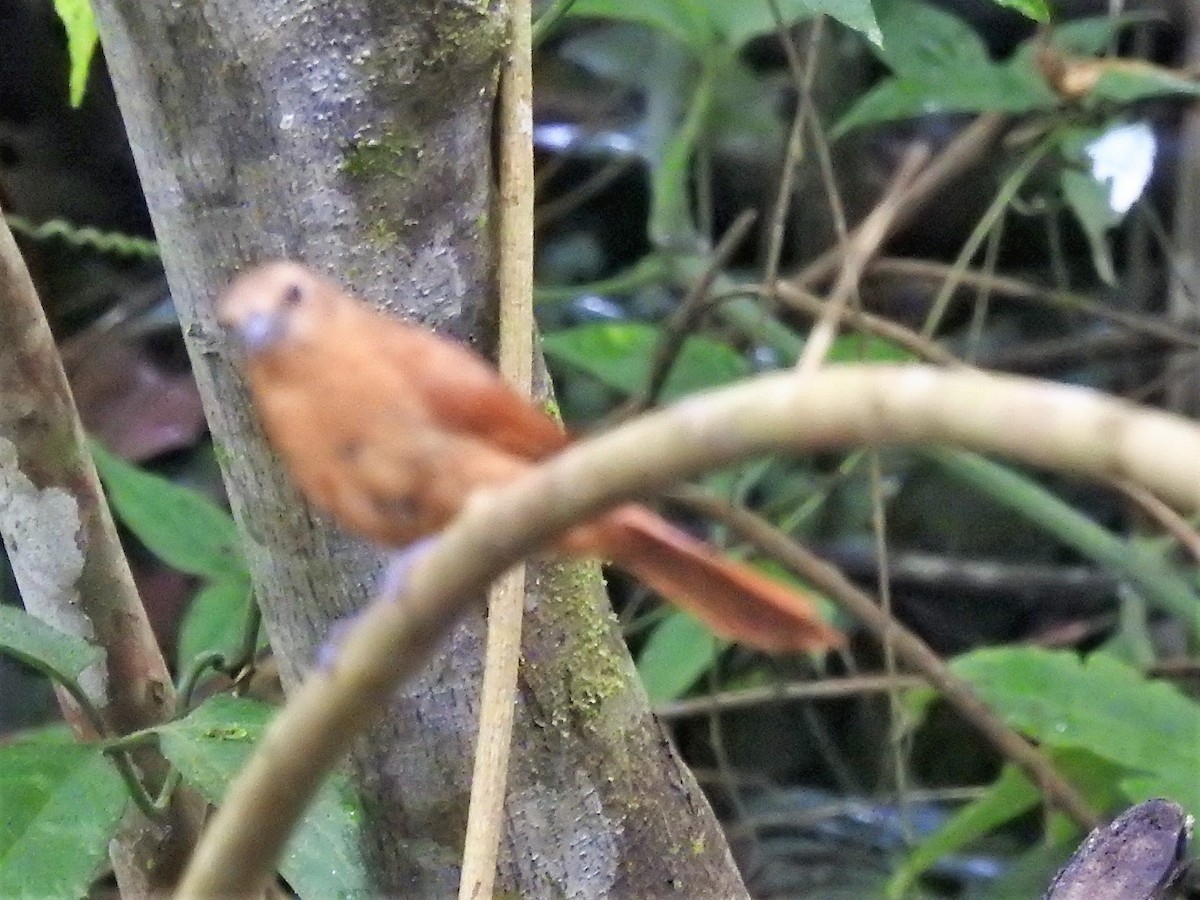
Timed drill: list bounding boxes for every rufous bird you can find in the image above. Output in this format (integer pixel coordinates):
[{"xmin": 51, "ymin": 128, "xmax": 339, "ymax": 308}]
[{"xmin": 217, "ymin": 261, "xmax": 844, "ymax": 652}]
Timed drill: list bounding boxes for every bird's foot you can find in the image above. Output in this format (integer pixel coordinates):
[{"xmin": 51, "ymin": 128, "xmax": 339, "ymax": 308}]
[
  {"xmin": 377, "ymin": 536, "xmax": 440, "ymax": 601},
  {"xmin": 315, "ymin": 538, "xmax": 440, "ymax": 670}
]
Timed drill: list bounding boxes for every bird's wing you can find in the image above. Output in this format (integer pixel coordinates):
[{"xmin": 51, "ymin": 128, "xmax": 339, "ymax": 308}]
[{"xmin": 377, "ymin": 321, "xmax": 571, "ymax": 461}]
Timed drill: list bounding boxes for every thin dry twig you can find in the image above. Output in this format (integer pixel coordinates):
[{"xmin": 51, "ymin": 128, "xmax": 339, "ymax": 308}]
[
  {"xmin": 795, "ymin": 145, "xmax": 929, "ymax": 373},
  {"xmin": 796, "ymin": 128, "xmax": 926, "ymax": 821},
  {"xmin": 785, "ymin": 139, "xmax": 929, "ymax": 831},
  {"xmin": 763, "ymin": 282, "xmax": 962, "ymax": 366},
  {"xmin": 869, "ymin": 257, "xmax": 1200, "ymax": 350},
  {"xmin": 611, "ymin": 208, "xmax": 758, "ymax": 421},
  {"xmin": 458, "ymin": 3, "xmax": 535, "ymax": 897},
  {"xmin": 760, "ymin": 10, "xmax": 826, "ymax": 298},
  {"xmin": 1113, "ymin": 479, "xmax": 1200, "ymax": 566},
  {"xmin": 794, "ymin": 114, "xmax": 1009, "ymax": 289},
  {"xmin": 655, "ymin": 673, "xmax": 925, "ymax": 719},
  {"xmin": 535, "ymin": 157, "xmax": 635, "ymax": 230},
  {"xmin": 672, "ymin": 487, "xmax": 1101, "ymax": 832}
]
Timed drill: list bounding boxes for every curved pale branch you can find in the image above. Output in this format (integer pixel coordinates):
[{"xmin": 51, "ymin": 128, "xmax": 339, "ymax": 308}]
[{"xmin": 178, "ymin": 364, "xmax": 1200, "ymax": 897}]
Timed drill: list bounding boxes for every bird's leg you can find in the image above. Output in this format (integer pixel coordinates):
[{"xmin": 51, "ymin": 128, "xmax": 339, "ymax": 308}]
[
  {"xmin": 315, "ymin": 617, "xmax": 356, "ymax": 671},
  {"xmin": 315, "ymin": 537, "xmax": 441, "ymax": 669},
  {"xmin": 377, "ymin": 536, "xmax": 440, "ymax": 602}
]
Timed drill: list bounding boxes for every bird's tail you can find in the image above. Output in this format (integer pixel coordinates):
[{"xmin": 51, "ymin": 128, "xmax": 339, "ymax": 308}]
[{"xmin": 593, "ymin": 506, "xmax": 845, "ymax": 653}]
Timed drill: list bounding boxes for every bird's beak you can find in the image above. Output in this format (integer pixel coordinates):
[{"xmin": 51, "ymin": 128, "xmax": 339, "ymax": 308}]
[{"xmin": 233, "ymin": 310, "xmax": 290, "ymax": 352}]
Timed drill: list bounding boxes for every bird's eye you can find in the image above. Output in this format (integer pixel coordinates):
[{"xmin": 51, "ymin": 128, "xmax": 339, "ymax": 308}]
[{"xmin": 282, "ymin": 283, "xmax": 303, "ymax": 307}]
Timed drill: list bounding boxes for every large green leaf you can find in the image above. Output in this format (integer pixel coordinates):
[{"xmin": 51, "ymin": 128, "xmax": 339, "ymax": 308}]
[
  {"xmin": 873, "ymin": 0, "xmax": 991, "ymax": 78},
  {"xmin": 834, "ymin": 0, "xmax": 1056, "ymax": 135},
  {"xmin": 951, "ymin": 648, "xmax": 1200, "ymax": 816},
  {"xmin": 278, "ymin": 773, "xmax": 371, "ymax": 898},
  {"xmin": 157, "ymin": 696, "xmax": 370, "ymax": 898},
  {"xmin": 90, "ymin": 440, "xmax": 246, "ymax": 580},
  {"xmin": 636, "ymin": 611, "xmax": 721, "ymax": 703},
  {"xmin": 0, "ymin": 737, "xmax": 127, "ymax": 898},
  {"xmin": 837, "ymin": 8, "xmax": 1196, "ymax": 136},
  {"xmin": 0, "ymin": 605, "xmax": 101, "ymax": 681},
  {"xmin": 1089, "ymin": 66, "xmax": 1200, "ymax": 104},
  {"xmin": 542, "ymin": 322, "xmax": 749, "ymax": 402}
]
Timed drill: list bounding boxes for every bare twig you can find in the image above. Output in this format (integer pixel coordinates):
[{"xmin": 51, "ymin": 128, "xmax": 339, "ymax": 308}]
[
  {"xmin": 1113, "ymin": 479, "xmax": 1200, "ymax": 566},
  {"xmin": 613, "ymin": 209, "xmax": 757, "ymax": 421},
  {"xmin": 458, "ymin": 3, "xmax": 535, "ymax": 897},
  {"xmin": 795, "ymin": 145, "xmax": 928, "ymax": 373},
  {"xmin": 535, "ymin": 157, "xmax": 635, "ymax": 231},
  {"xmin": 764, "ymin": 282, "xmax": 962, "ymax": 366},
  {"xmin": 655, "ymin": 673, "xmax": 925, "ymax": 720},
  {"xmin": 761, "ymin": 10, "xmax": 826, "ymax": 298},
  {"xmin": 794, "ymin": 114, "xmax": 1008, "ymax": 289},
  {"xmin": 869, "ymin": 257, "xmax": 1200, "ymax": 350},
  {"xmin": 178, "ymin": 363, "xmax": 1200, "ymax": 897}
]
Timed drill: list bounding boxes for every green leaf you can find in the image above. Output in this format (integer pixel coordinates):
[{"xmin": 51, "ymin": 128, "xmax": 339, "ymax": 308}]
[
  {"xmin": 157, "ymin": 696, "xmax": 370, "ymax": 897},
  {"xmin": 1089, "ymin": 65, "xmax": 1200, "ymax": 103},
  {"xmin": 873, "ymin": 0, "xmax": 991, "ymax": 77},
  {"xmin": 990, "ymin": 0, "xmax": 1050, "ymax": 22},
  {"xmin": 951, "ymin": 648, "xmax": 1200, "ymax": 816},
  {"xmin": 637, "ymin": 611, "xmax": 721, "ymax": 703},
  {"xmin": 90, "ymin": 440, "xmax": 246, "ymax": 580},
  {"xmin": 887, "ymin": 749, "xmax": 1126, "ymax": 898},
  {"xmin": 888, "ymin": 762, "xmax": 1041, "ymax": 898},
  {"xmin": 280, "ymin": 774, "xmax": 372, "ymax": 898},
  {"xmin": 51, "ymin": 0, "xmax": 99, "ymax": 108},
  {"xmin": 542, "ymin": 323, "xmax": 750, "ymax": 402},
  {"xmin": 1060, "ymin": 168, "xmax": 1120, "ymax": 286},
  {"xmin": 0, "ymin": 737, "xmax": 127, "ymax": 898},
  {"xmin": 705, "ymin": 0, "xmax": 881, "ymax": 49},
  {"xmin": 565, "ymin": 0, "xmax": 713, "ymax": 50},
  {"xmin": 825, "ymin": 334, "xmax": 915, "ymax": 363},
  {"xmin": 0, "ymin": 605, "xmax": 101, "ymax": 681},
  {"xmin": 1040, "ymin": 14, "xmax": 1158, "ymax": 58},
  {"xmin": 156, "ymin": 695, "xmax": 266, "ymax": 801},
  {"xmin": 834, "ymin": 0, "xmax": 1058, "ymax": 135},
  {"xmin": 176, "ymin": 575, "xmax": 254, "ymax": 670},
  {"xmin": 835, "ymin": 67, "xmax": 1054, "ymax": 137}
]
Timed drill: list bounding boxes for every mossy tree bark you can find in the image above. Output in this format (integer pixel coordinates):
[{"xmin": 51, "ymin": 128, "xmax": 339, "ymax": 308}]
[{"xmin": 89, "ymin": 1, "xmax": 749, "ymax": 894}]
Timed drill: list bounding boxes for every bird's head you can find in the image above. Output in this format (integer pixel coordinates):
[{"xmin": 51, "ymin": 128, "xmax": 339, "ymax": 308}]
[{"xmin": 217, "ymin": 261, "xmax": 340, "ymax": 356}]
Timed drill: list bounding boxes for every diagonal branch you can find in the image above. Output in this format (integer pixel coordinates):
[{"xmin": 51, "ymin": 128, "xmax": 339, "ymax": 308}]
[{"xmin": 178, "ymin": 363, "xmax": 1200, "ymax": 897}]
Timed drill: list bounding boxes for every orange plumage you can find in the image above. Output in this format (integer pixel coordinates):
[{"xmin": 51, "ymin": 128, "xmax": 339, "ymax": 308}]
[{"xmin": 217, "ymin": 261, "xmax": 844, "ymax": 652}]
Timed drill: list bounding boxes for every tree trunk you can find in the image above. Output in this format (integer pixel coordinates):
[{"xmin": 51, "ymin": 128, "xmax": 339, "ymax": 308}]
[{"xmin": 89, "ymin": 1, "xmax": 750, "ymax": 894}]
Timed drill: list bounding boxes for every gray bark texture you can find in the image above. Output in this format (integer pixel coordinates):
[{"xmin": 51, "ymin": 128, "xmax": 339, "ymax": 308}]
[{"xmin": 88, "ymin": 0, "xmax": 750, "ymax": 895}]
